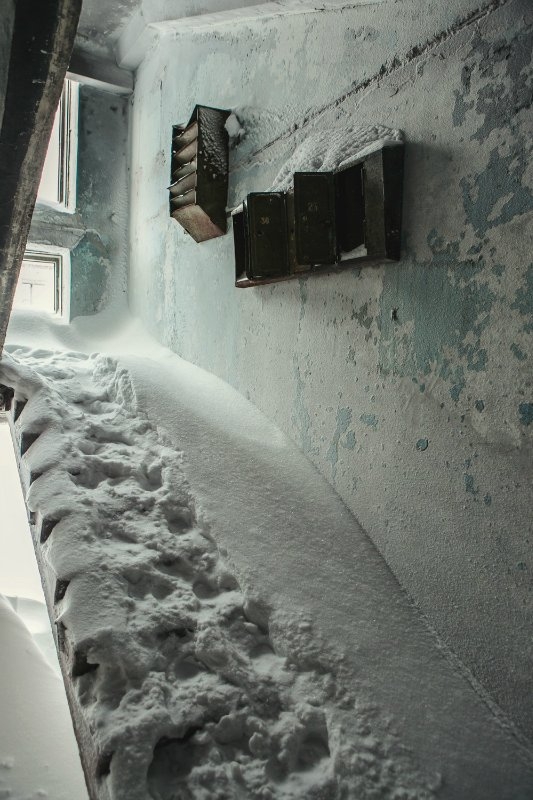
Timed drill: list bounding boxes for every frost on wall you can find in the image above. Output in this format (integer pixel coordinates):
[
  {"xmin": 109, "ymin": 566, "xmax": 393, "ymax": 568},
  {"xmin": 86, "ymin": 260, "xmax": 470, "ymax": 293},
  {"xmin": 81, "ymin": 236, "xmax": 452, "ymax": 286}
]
[
  {"xmin": 270, "ymin": 124, "xmax": 403, "ymax": 192},
  {"xmin": 0, "ymin": 347, "xmax": 434, "ymax": 800}
]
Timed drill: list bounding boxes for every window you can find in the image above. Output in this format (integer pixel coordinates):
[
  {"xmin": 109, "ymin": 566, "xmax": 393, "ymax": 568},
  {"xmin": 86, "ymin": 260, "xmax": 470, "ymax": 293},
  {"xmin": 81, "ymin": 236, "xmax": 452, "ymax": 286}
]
[
  {"xmin": 13, "ymin": 245, "xmax": 70, "ymax": 320},
  {"xmin": 37, "ymin": 79, "xmax": 78, "ymax": 213}
]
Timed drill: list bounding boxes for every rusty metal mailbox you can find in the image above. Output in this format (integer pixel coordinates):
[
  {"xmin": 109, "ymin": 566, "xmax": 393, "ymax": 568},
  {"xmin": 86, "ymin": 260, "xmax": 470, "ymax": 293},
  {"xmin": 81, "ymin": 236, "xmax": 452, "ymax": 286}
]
[
  {"xmin": 294, "ymin": 172, "xmax": 338, "ymax": 266},
  {"xmin": 233, "ymin": 142, "xmax": 404, "ymax": 287},
  {"xmin": 233, "ymin": 193, "xmax": 291, "ymax": 284},
  {"xmin": 247, "ymin": 193, "xmax": 290, "ymax": 280},
  {"xmin": 169, "ymin": 105, "xmax": 230, "ymax": 242}
]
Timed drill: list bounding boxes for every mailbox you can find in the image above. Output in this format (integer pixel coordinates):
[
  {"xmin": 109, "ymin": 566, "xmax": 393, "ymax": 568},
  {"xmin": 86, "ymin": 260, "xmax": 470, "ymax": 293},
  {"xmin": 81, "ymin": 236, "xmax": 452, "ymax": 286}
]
[
  {"xmin": 294, "ymin": 172, "xmax": 338, "ymax": 266},
  {"xmin": 169, "ymin": 105, "xmax": 230, "ymax": 243},
  {"xmin": 233, "ymin": 142, "xmax": 404, "ymax": 287},
  {"xmin": 233, "ymin": 193, "xmax": 292, "ymax": 284}
]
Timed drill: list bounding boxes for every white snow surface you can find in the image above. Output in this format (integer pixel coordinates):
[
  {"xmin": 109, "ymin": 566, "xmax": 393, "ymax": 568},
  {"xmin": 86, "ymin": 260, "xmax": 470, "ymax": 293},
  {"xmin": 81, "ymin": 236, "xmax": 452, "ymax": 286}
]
[
  {"xmin": 0, "ymin": 423, "xmax": 44, "ymax": 602},
  {"xmin": 0, "ymin": 594, "xmax": 88, "ymax": 800},
  {"xmin": 229, "ymin": 122, "xmax": 402, "ymax": 211},
  {"xmin": 269, "ymin": 124, "xmax": 403, "ymax": 192},
  {"xmin": 0, "ymin": 422, "xmax": 61, "ymax": 673},
  {"xmin": 0, "ymin": 354, "xmax": 433, "ymax": 799},
  {"xmin": 224, "ymin": 112, "xmax": 246, "ymax": 146},
  {"xmin": 4, "ymin": 595, "xmax": 60, "ymax": 674},
  {"xmin": 3, "ymin": 309, "xmax": 533, "ymax": 800},
  {"xmin": 1, "ymin": 311, "xmax": 435, "ymax": 800}
]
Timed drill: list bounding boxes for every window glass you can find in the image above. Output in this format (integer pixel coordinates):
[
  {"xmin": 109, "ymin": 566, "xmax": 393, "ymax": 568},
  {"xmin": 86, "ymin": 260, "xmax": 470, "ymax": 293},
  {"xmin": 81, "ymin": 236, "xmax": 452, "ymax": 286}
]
[
  {"xmin": 13, "ymin": 257, "xmax": 59, "ymax": 313},
  {"xmin": 36, "ymin": 79, "xmax": 78, "ymax": 212},
  {"xmin": 37, "ymin": 105, "xmax": 61, "ymax": 205},
  {"xmin": 13, "ymin": 245, "xmax": 70, "ymax": 320}
]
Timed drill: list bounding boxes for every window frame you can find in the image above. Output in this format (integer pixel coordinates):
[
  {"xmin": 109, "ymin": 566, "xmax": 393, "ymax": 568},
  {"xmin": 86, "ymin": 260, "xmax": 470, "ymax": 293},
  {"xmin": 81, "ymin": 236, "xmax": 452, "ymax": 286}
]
[
  {"xmin": 14, "ymin": 244, "xmax": 71, "ymax": 322},
  {"xmin": 36, "ymin": 79, "xmax": 79, "ymax": 214}
]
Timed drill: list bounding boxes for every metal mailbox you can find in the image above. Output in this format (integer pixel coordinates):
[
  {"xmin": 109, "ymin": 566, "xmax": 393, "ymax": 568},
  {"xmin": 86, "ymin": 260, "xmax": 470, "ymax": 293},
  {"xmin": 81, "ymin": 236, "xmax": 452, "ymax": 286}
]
[
  {"xmin": 294, "ymin": 172, "xmax": 338, "ymax": 266},
  {"xmin": 169, "ymin": 105, "xmax": 230, "ymax": 243},
  {"xmin": 233, "ymin": 193, "xmax": 292, "ymax": 285},
  {"xmin": 247, "ymin": 193, "xmax": 290, "ymax": 280},
  {"xmin": 233, "ymin": 141, "xmax": 404, "ymax": 287}
]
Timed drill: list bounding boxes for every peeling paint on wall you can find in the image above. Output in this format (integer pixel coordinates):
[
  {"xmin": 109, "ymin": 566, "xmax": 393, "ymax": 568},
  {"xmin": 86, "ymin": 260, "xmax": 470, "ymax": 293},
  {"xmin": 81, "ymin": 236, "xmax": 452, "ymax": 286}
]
[
  {"xmin": 326, "ymin": 406, "xmax": 352, "ymax": 480},
  {"xmin": 512, "ymin": 264, "xmax": 533, "ymax": 333},
  {"xmin": 518, "ymin": 403, "xmax": 533, "ymax": 427},
  {"xmin": 128, "ymin": 0, "xmax": 533, "ymax": 741}
]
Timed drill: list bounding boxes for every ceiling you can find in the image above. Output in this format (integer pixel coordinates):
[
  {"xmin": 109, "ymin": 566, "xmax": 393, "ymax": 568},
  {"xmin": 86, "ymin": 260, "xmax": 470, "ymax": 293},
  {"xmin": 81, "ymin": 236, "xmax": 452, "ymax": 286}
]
[
  {"xmin": 75, "ymin": 0, "xmax": 142, "ymax": 60},
  {"xmin": 74, "ymin": 0, "xmax": 364, "ymax": 73}
]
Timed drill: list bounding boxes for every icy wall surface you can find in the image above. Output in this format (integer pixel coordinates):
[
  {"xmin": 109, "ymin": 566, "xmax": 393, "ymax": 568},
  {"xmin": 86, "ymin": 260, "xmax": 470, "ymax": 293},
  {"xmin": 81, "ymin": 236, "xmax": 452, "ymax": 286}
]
[
  {"xmin": 128, "ymin": 0, "xmax": 533, "ymax": 741},
  {"xmin": 269, "ymin": 124, "xmax": 402, "ymax": 193}
]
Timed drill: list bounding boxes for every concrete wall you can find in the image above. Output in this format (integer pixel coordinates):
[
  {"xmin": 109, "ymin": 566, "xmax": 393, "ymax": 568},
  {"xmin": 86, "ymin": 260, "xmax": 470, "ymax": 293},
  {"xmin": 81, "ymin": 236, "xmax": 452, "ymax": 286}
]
[
  {"xmin": 128, "ymin": 0, "xmax": 533, "ymax": 740},
  {"xmin": 30, "ymin": 85, "xmax": 129, "ymax": 319}
]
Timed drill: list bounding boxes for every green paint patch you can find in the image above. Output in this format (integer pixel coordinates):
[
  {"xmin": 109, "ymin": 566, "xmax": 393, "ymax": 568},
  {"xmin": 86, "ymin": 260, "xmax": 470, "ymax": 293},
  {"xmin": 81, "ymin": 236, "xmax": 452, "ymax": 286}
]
[
  {"xmin": 452, "ymin": 63, "xmax": 474, "ymax": 127},
  {"xmin": 326, "ymin": 406, "xmax": 353, "ymax": 479},
  {"xmin": 511, "ymin": 264, "xmax": 533, "ymax": 334},
  {"xmin": 470, "ymin": 28, "xmax": 532, "ymax": 145},
  {"xmin": 510, "ymin": 343, "xmax": 527, "ymax": 361},
  {"xmin": 346, "ymin": 345, "xmax": 357, "ymax": 367},
  {"xmin": 337, "ymin": 407, "xmax": 353, "ymax": 430},
  {"xmin": 460, "ymin": 345, "xmax": 487, "ymax": 372},
  {"xmin": 379, "ymin": 235, "xmax": 494, "ymax": 387},
  {"xmin": 351, "ymin": 301, "xmax": 374, "ymax": 342},
  {"xmin": 342, "ymin": 431, "xmax": 356, "ymax": 450},
  {"xmin": 460, "ymin": 147, "xmax": 533, "ymax": 238},
  {"xmin": 359, "ymin": 413, "xmax": 378, "ymax": 430},
  {"xmin": 292, "ymin": 357, "xmax": 316, "ymax": 456},
  {"xmin": 464, "ymin": 473, "xmax": 479, "ymax": 497},
  {"xmin": 379, "ymin": 30, "xmax": 531, "ymax": 413},
  {"xmin": 518, "ymin": 403, "xmax": 533, "ymax": 427},
  {"xmin": 450, "ymin": 382, "xmax": 465, "ymax": 403},
  {"xmin": 70, "ymin": 233, "xmax": 109, "ymax": 319},
  {"xmin": 452, "ymin": 88, "xmax": 474, "ymax": 128},
  {"xmin": 351, "ymin": 301, "xmax": 373, "ymax": 330}
]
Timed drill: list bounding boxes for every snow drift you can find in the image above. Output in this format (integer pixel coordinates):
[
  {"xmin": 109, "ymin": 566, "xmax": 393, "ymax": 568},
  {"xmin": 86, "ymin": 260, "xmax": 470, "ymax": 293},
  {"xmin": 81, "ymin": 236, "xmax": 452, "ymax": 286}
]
[
  {"xmin": 2, "ymin": 314, "xmax": 533, "ymax": 800},
  {"xmin": 0, "ymin": 344, "xmax": 434, "ymax": 800}
]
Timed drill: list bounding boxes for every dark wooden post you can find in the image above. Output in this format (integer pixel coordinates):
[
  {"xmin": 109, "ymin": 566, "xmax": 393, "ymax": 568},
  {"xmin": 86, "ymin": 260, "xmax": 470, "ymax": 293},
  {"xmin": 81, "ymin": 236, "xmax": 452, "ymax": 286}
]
[{"xmin": 0, "ymin": 0, "xmax": 81, "ymax": 354}]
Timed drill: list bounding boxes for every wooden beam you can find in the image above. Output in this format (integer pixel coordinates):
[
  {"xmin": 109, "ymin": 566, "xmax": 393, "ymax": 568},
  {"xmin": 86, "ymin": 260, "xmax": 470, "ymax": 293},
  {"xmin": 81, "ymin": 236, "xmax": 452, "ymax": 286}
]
[{"xmin": 0, "ymin": 0, "xmax": 82, "ymax": 354}]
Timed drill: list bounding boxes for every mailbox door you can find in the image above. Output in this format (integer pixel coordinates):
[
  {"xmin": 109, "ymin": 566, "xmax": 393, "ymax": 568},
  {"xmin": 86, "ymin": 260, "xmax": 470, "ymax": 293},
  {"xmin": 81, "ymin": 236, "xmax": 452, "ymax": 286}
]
[
  {"xmin": 335, "ymin": 163, "xmax": 365, "ymax": 255},
  {"xmin": 294, "ymin": 172, "xmax": 337, "ymax": 266},
  {"xmin": 247, "ymin": 193, "xmax": 290, "ymax": 280}
]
